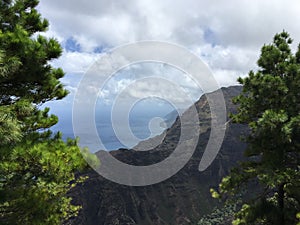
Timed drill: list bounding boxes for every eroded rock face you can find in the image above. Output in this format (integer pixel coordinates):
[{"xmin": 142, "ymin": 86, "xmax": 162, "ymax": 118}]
[{"xmin": 68, "ymin": 86, "xmax": 248, "ymax": 225}]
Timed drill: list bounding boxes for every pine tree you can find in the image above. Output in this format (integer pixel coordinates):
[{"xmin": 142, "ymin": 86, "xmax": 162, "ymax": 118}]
[
  {"xmin": 0, "ymin": 1, "xmax": 96, "ymax": 224},
  {"xmin": 212, "ymin": 32, "xmax": 300, "ymax": 225}
]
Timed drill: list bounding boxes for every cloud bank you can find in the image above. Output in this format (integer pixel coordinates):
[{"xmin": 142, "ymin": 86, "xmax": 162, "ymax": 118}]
[{"xmin": 38, "ymin": 0, "xmax": 300, "ymax": 105}]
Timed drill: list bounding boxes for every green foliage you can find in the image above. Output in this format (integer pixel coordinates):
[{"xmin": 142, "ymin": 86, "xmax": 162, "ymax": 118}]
[
  {"xmin": 0, "ymin": 1, "xmax": 96, "ymax": 224},
  {"xmin": 213, "ymin": 31, "xmax": 300, "ymax": 225},
  {"xmin": 0, "ymin": 138, "xmax": 87, "ymax": 225},
  {"xmin": 0, "ymin": 0, "xmax": 67, "ymax": 105},
  {"xmin": 198, "ymin": 203, "xmax": 239, "ymax": 225}
]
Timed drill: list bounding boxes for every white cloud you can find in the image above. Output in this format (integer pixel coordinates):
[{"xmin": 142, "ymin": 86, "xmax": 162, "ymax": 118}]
[
  {"xmin": 93, "ymin": 63, "xmax": 200, "ymax": 108},
  {"xmin": 39, "ymin": 0, "xmax": 300, "ymax": 47},
  {"xmin": 38, "ymin": 0, "xmax": 300, "ymax": 96},
  {"xmin": 50, "ymin": 51, "xmax": 98, "ymax": 74}
]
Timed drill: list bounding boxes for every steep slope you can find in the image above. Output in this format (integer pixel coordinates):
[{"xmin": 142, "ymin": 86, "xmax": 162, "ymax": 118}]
[
  {"xmin": 68, "ymin": 85, "xmax": 248, "ymax": 225},
  {"xmin": 159, "ymin": 108, "xmax": 185, "ymax": 129}
]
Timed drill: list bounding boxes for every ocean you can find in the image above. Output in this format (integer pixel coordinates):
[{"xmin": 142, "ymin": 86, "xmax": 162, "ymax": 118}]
[{"xmin": 49, "ymin": 103, "xmax": 178, "ymax": 152}]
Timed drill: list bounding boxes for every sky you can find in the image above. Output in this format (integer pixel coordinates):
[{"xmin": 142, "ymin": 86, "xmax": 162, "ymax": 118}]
[
  {"xmin": 37, "ymin": 0, "xmax": 300, "ymax": 104},
  {"xmin": 36, "ymin": 0, "xmax": 300, "ymax": 149}
]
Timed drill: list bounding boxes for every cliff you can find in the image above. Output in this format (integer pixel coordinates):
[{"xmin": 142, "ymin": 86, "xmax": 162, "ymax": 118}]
[{"xmin": 68, "ymin": 85, "xmax": 248, "ymax": 225}]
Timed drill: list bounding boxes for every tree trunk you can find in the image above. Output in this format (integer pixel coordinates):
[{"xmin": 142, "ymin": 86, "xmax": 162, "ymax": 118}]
[{"xmin": 278, "ymin": 183, "xmax": 285, "ymax": 225}]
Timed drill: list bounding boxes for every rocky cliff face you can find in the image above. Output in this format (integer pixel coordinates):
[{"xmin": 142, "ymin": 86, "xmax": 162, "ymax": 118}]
[{"xmin": 68, "ymin": 86, "xmax": 248, "ymax": 225}]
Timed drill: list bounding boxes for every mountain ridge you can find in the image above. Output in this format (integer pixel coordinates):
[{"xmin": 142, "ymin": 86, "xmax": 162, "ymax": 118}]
[{"xmin": 67, "ymin": 85, "xmax": 248, "ymax": 225}]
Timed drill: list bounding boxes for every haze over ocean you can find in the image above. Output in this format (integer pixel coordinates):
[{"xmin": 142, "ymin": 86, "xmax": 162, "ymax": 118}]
[{"xmin": 49, "ymin": 100, "xmax": 178, "ymax": 152}]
